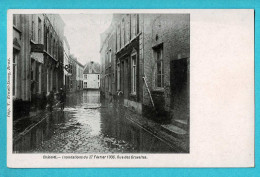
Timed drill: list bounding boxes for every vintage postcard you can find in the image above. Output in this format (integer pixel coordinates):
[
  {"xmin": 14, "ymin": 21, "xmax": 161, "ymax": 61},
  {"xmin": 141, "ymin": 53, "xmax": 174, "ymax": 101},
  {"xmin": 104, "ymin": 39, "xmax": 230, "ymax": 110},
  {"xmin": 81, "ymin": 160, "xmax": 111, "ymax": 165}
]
[{"xmin": 7, "ymin": 9, "xmax": 254, "ymax": 168}]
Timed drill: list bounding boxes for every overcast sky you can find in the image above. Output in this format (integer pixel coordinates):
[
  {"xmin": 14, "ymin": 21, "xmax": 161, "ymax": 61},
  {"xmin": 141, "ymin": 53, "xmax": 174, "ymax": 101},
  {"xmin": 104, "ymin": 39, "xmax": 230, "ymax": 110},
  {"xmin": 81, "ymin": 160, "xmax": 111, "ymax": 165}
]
[{"xmin": 60, "ymin": 14, "xmax": 112, "ymax": 65}]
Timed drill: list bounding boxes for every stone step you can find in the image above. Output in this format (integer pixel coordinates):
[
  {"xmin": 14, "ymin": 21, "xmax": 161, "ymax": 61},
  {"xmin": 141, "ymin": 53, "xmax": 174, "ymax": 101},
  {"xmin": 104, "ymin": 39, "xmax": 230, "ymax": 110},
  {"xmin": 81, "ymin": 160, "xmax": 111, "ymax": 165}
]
[
  {"xmin": 173, "ymin": 119, "xmax": 189, "ymax": 130},
  {"xmin": 161, "ymin": 124, "xmax": 187, "ymax": 139}
]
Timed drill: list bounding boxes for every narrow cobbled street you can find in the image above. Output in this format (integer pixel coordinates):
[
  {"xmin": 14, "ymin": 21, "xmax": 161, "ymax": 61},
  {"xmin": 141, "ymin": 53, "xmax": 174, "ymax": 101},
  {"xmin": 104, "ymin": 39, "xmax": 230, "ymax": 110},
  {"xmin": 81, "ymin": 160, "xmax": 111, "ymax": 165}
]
[{"xmin": 14, "ymin": 90, "xmax": 185, "ymax": 153}]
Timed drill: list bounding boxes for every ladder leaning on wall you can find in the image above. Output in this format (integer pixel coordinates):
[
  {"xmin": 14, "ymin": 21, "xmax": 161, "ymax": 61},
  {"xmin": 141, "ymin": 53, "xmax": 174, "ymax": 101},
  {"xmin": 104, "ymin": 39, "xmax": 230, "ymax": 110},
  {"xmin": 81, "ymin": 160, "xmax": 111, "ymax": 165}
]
[{"xmin": 143, "ymin": 75, "xmax": 155, "ymax": 109}]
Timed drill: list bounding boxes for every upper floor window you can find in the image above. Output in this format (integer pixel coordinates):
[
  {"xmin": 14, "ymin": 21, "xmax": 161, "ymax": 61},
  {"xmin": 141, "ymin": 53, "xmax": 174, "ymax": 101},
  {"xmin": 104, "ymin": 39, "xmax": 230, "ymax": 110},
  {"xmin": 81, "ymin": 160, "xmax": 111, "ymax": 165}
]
[
  {"xmin": 38, "ymin": 18, "xmax": 42, "ymax": 43},
  {"xmin": 109, "ymin": 49, "xmax": 112, "ymax": 63},
  {"xmin": 131, "ymin": 51, "xmax": 137, "ymax": 94},
  {"xmin": 31, "ymin": 17, "xmax": 35, "ymax": 41},
  {"xmin": 56, "ymin": 43, "xmax": 59, "ymax": 59},
  {"xmin": 46, "ymin": 32, "xmax": 49, "ymax": 52},
  {"xmin": 117, "ymin": 24, "xmax": 121, "ymax": 51},
  {"xmin": 154, "ymin": 45, "xmax": 164, "ymax": 88},
  {"xmin": 13, "ymin": 14, "xmax": 18, "ymax": 27},
  {"xmin": 121, "ymin": 18, "xmax": 125, "ymax": 47},
  {"xmin": 131, "ymin": 14, "xmax": 139, "ymax": 39},
  {"xmin": 49, "ymin": 33, "xmax": 52, "ymax": 54},
  {"xmin": 53, "ymin": 40, "xmax": 56, "ymax": 58},
  {"xmin": 13, "ymin": 53, "xmax": 17, "ymax": 96}
]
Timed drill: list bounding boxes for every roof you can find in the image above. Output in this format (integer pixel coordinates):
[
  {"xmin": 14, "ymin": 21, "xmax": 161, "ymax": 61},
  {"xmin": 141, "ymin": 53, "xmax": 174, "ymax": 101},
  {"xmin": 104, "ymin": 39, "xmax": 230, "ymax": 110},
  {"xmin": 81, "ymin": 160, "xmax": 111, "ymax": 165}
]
[
  {"xmin": 100, "ymin": 14, "xmax": 121, "ymax": 52},
  {"xmin": 83, "ymin": 61, "xmax": 101, "ymax": 74}
]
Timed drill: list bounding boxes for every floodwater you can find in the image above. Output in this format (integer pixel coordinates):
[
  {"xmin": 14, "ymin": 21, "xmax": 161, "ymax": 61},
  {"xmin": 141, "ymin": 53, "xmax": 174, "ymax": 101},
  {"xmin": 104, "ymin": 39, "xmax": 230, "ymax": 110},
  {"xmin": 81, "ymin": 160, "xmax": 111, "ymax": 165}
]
[{"xmin": 13, "ymin": 90, "xmax": 181, "ymax": 153}]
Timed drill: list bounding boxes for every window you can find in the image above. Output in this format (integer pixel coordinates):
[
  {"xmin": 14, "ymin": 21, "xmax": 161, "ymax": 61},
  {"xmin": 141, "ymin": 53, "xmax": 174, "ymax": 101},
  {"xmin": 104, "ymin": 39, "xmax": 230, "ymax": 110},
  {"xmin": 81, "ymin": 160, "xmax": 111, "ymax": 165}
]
[
  {"xmin": 131, "ymin": 53, "xmax": 137, "ymax": 94},
  {"xmin": 126, "ymin": 14, "xmax": 130, "ymax": 42},
  {"xmin": 121, "ymin": 18, "xmax": 125, "ymax": 47},
  {"xmin": 98, "ymin": 75, "xmax": 99, "ymax": 80},
  {"xmin": 51, "ymin": 38, "xmax": 54, "ymax": 56},
  {"xmin": 47, "ymin": 68, "xmax": 49, "ymax": 93},
  {"xmin": 56, "ymin": 43, "xmax": 59, "ymax": 59},
  {"xmin": 31, "ymin": 17, "xmax": 35, "ymax": 41},
  {"xmin": 13, "ymin": 14, "xmax": 18, "ymax": 26},
  {"xmin": 117, "ymin": 62, "xmax": 120, "ymax": 90},
  {"xmin": 117, "ymin": 24, "xmax": 121, "ymax": 51},
  {"xmin": 106, "ymin": 52, "xmax": 108, "ymax": 66},
  {"xmin": 38, "ymin": 65, "xmax": 41, "ymax": 93},
  {"xmin": 109, "ymin": 74, "xmax": 111, "ymax": 92},
  {"xmin": 131, "ymin": 14, "xmax": 139, "ymax": 39},
  {"xmin": 46, "ymin": 32, "xmax": 49, "ymax": 53},
  {"xmin": 31, "ymin": 59, "xmax": 35, "ymax": 94},
  {"xmin": 13, "ymin": 53, "xmax": 17, "ymax": 96},
  {"xmin": 154, "ymin": 46, "xmax": 164, "ymax": 88},
  {"xmin": 53, "ymin": 40, "xmax": 56, "ymax": 58},
  {"xmin": 84, "ymin": 82, "xmax": 87, "ymax": 88},
  {"xmin": 35, "ymin": 63, "xmax": 39, "ymax": 93},
  {"xmin": 105, "ymin": 75, "xmax": 108, "ymax": 91},
  {"xmin": 49, "ymin": 33, "xmax": 52, "ymax": 54},
  {"xmin": 109, "ymin": 49, "xmax": 112, "ymax": 63},
  {"xmin": 38, "ymin": 18, "xmax": 42, "ymax": 43}
]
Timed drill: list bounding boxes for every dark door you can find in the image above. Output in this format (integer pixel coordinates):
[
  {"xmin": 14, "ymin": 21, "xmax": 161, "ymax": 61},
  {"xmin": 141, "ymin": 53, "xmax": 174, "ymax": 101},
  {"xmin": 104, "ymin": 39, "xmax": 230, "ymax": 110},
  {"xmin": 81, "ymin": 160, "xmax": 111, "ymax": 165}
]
[{"xmin": 170, "ymin": 58, "xmax": 189, "ymax": 121}]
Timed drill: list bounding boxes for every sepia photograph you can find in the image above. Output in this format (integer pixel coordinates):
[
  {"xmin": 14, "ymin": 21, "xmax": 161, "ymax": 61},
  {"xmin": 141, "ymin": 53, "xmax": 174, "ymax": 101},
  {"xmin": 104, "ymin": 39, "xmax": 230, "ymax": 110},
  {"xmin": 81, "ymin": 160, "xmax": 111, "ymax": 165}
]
[
  {"xmin": 12, "ymin": 12, "xmax": 190, "ymax": 154},
  {"xmin": 7, "ymin": 9, "xmax": 254, "ymax": 168}
]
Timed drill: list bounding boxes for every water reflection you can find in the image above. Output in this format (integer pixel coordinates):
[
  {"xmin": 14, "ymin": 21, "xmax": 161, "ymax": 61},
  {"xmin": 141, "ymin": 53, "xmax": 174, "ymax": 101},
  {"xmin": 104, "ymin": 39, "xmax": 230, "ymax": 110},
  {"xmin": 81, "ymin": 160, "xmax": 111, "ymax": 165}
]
[{"xmin": 14, "ymin": 90, "xmax": 182, "ymax": 153}]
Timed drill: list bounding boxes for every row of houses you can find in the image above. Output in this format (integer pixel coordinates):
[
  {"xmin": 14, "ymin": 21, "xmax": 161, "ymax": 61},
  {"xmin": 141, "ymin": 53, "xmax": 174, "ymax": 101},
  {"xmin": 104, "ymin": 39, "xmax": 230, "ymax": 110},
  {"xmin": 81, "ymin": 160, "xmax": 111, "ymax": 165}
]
[
  {"xmin": 100, "ymin": 14, "xmax": 190, "ymax": 125},
  {"xmin": 63, "ymin": 37, "xmax": 85, "ymax": 92},
  {"xmin": 12, "ymin": 14, "xmax": 84, "ymax": 119}
]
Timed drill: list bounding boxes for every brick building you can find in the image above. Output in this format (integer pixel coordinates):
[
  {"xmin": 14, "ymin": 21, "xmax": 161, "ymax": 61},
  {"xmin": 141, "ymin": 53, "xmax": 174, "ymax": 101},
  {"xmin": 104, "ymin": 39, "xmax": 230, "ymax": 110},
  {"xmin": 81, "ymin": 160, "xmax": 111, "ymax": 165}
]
[
  {"xmin": 13, "ymin": 14, "xmax": 65, "ymax": 119},
  {"xmin": 100, "ymin": 14, "xmax": 190, "ymax": 125},
  {"xmin": 142, "ymin": 14, "xmax": 190, "ymax": 124}
]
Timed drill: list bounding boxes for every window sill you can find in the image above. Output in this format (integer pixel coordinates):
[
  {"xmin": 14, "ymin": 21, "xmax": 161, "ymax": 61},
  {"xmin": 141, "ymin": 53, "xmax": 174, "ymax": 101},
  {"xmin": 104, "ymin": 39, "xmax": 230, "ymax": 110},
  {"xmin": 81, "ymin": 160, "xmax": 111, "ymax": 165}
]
[
  {"xmin": 130, "ymin": 93, "xmax": 136, "ymax": 96},
  {"xmin": 152, "ymin": 88, "xmax": 165, "ymax": 93}
]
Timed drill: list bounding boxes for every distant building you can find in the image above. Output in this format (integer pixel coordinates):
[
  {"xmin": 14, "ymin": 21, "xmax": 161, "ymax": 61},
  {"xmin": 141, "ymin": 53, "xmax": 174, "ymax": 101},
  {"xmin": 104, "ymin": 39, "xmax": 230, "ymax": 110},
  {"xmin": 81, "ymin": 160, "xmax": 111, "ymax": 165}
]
[{"xmin": 83, "ymin": 61, "xmax": 101, "ymax": 89}]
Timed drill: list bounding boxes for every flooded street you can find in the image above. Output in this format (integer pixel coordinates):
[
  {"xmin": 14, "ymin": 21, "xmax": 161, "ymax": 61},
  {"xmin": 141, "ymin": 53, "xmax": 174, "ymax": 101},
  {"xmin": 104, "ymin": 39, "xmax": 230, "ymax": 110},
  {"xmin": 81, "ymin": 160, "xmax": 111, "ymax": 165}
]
[{"xmin": 14, "ymin": 90, "xmax": 183, "ymax": 153}]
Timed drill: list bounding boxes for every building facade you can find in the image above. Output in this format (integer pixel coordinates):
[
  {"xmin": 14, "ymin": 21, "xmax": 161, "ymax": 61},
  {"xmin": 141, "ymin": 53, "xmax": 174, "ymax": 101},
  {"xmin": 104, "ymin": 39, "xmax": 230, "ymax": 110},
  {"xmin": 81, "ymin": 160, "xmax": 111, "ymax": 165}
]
[
  {"xmin": 76, "ymin": 60, "xmax": 84, "ymax": 90},
  {"xmin": 100, "ymin": 14, "xmax": 190, "ymax": 124},
  {"xmin": 83, "ymin": 61, "xmax": 100, "ymax": 90},
  {"xmin": 63, "ymin": 36, "xmax": 72, "ymax": 91},
  {"xmin": 13, "ymin": 14, "xmax": 65, "ymax": 118},
  {"xmin": 68, "ymin": 55, "xmax": 84, "ymax": 92}
]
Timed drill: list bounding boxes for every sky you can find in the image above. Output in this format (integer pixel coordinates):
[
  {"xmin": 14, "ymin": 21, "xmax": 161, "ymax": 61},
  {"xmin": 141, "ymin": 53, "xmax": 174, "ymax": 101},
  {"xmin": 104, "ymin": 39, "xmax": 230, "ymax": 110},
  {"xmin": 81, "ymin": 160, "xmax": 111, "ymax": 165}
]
[{"xmin": 60, "ymin": 14, "xmax": 113, "ymax": 65}]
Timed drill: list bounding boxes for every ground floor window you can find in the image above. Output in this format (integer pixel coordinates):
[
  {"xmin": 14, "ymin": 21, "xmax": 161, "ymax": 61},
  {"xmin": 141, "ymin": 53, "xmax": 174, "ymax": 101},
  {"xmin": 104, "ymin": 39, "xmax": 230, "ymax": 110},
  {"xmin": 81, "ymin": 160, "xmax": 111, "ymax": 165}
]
[
  {"xmin": 154, "ymin": 45, "xmax": 164, "ymax": 88},
  {"xmin": 31, "ymin": 59, "xmax": 36, "ymax": 94},
  {"xmin": 38, "ymin": 64, "xmax": 42, "ymax": 93},
  {"xmin": 109, "ymin": 74, "xmax": 112, "ymax": 92},
  {"xmin": 84, "ymin": 82, "xmax": 87, "ymax": 88},
  {"xmin": 117, "ymin": 63, "xmax": 120, "ymax": 90},
  {"xmin": 47, "ymin": 68, "xmax": 49, "ymax": 93},
  {"xmin": 105, "ymin": 75, "xmax": 108, "ymax": 91}
]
